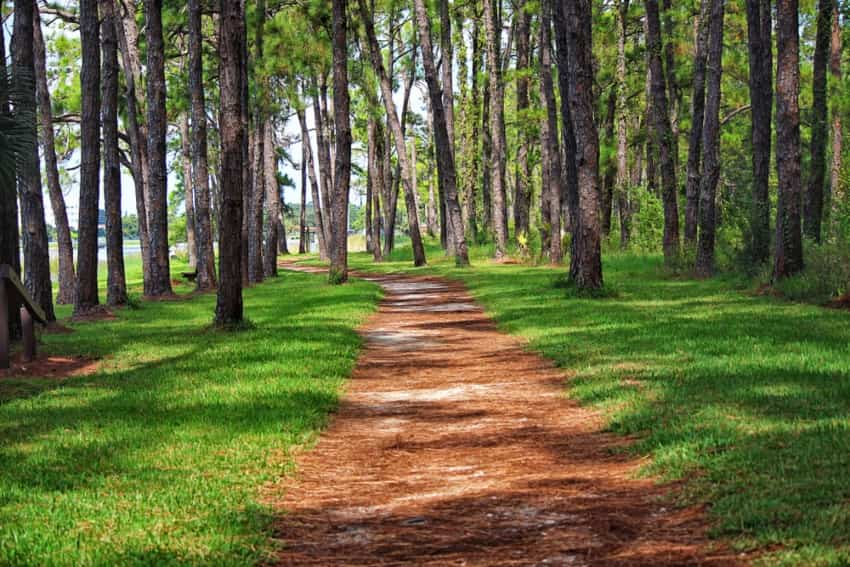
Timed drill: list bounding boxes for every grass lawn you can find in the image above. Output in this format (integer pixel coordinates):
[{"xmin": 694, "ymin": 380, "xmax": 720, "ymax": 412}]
[
  {"xmin": 0, "ymin": 258, "xmax": 380, "ymax": 565},
  {"xmin": 313, "ymin": 240, "xmax": 850, "ymax": 566}
]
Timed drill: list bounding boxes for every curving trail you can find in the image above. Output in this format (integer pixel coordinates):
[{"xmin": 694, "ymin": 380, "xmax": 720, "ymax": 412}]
[{"xmin": 270, "ymin": 266, "xmax": 739, "ymax": 566}]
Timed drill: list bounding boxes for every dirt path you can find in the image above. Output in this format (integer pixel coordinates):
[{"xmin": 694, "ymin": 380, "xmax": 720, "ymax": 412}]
[{"xmin": 270, "ymin": 268, "xmax": 739, "ymax": 566}]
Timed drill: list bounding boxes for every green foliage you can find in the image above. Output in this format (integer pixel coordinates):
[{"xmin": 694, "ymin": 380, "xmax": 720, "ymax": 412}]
[
  {"xmin": 0, "ymin": 258, "xmax": 380, "ymax": 565},
  {"xmin": 774, "ymin": 239, "xmax": 850, "ymax": 303}
]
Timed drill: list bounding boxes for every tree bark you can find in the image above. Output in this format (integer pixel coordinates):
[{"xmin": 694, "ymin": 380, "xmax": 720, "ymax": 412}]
[
  {"xmin": 829, "ymin": 0, "xmax": 843, "ymax": 221},
  {"xmin": 662, "ymin": 0, "xmax": 680, "ymax": 174},
  {"xmin": 694, "ymin": 0, "xmax": 725, "ymax": 277},
  {"xmin": 805, "ymin": 0, "xmax": 834, "ymax": 242},
  {"xmin": 484, "ymin": 0, "xmax": 508, "ymax": 258},
  {"xmin": 645, "ymin": 0, "xmax": 681, "ymax": 265},
  {"xmin": 299, "ymin": 143, "xmax": 308, "ymax": 254},
  {"xmin": 540, "ymin": 0, "xmax": 562, "ymax": 263},
  {"xmin": 615, "ymin": 0, "xmax": 632, "ymax": 249},
  {"xmin": 312, "ymin": 81, "xmax": 334, "ymax": 256},
  {"xmin": 555, "ymin": 0, "xmax": 603, "ymax": 289},
  {"xmin": 412, "ymin": 0, "xmax": 469, "ymax": 266},
  {"xmin": 685, "ymin": 0, "xmax": 711, "ymax": 246},
  {"xmin": 464, "ymin": 13, "xmax": 481, "ymax": 241},
  {"xmin": 179, "ymin": 113, "xmax": 198, "ymax": 270},
  {"xmin": 249, "ymin": 0, "xmax": 267, "ymax": 282},
  {"xmin": 481, "ymin": 57, "xmax": 493, "ymax": 235},
  {"xmin": 367, "ymin": 117, "xmax": 383, "ymax": 261},
  {"xmin": 115, "ymin": 0, "xmax": 153, "ymax": 293},
  {"xmin": 774, "ymin": 0, "xmax": 804, "ymax": 279},
  {"xmin": 746, "ymin": 0, "xmax": 773, "ymax": 265},
  {"xmin": 240, "ymin": 6, "xmax": 251, "ymax": 286},
  {"xmin": 101, "ymin": 0, "xmax": 128, "ymax": 306},
  {"xmin": 357, "ymin": 0, "xmax": 427, "ymax": 266},
  {"xmin": 552, "ymin": 0, "xmax": 579, "ymax": 242},
  {"xmin": 75, "ymin": 0, "xmax": 101, "ymax": 314},
  {"xmin": 514, "ymin": 0, "xmax": 532, "ymax": 246},
  {"xmin": 297, "ymin": 105, "xmax": 328, "ymax": 260},
  {"xmin": 600, "ymin": 88, "xmax": 616, "ymax": 237},
  {"xmin": 215, "ymin": 0, "xmax": 245, "ymax": 326},
  {"xmin": 33, "ymin": 4, "xmax": 75, "ymax": 305},
  {"xmin": 263, "ymin": 118, "xmax": 280, "ymax": 276},
  {"xmin": 13, "ymin": 0, "xmax": 55, "ymax": 321},
  {"xmin": 188, "ymin": 0, "xmax": 216, "ymax": 290},
  {"xmin": 328, "ymin": 0, "xmax": 352, "ymax": 283},
  {"xmin": 144, "ymin": 0, "xmax": 173, "ymax": 296}
]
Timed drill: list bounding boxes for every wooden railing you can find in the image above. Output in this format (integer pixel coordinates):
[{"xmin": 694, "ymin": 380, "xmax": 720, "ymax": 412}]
[{"xmin": 0, "ymin": 265, "xmax": 48, "ymax": 369}]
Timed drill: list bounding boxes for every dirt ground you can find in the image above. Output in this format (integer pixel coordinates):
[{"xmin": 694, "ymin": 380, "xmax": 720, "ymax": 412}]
[{"xmin": 269, "ymin": 267, "xmax": 743, "ymax": 566}]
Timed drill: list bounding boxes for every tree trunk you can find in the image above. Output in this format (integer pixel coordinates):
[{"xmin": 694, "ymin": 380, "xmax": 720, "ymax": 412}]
[
  {"xmin": 180, "ymin": 113, "xmax": 198, "ymax": 270},
  {"xmin": 144, "ymin": 0, "xmax": 173, "ymax": 297},
  {"xmin": 600, "ymin": 88, "xmax": 616, "ymax": 237},
  {"xmin": 75, "ymin": 0, "xmax": 101, "ymax": 314},
  {"xmin": 694, "ymin": 0, "xmax": 725, "ymax": 277},
  {"xmin": 540, "ymin": 0, "xmax": 562, "ymax": 263},
  {"xmin": 328, "ymin": 0, "xmax": 351, "ymax": 283},
  {"xmin": 101, "ymin": 0, "xmax": 128, "ymax": 306},
  {"xmin": 249, "ymin": 121, "xmax": 265, "ymax": 282},
  {"xmin": 829, "ymin": 0, "xmax": 843, "ymax": 222},
  {"xmin": 312, "ymin": 81, "xmax": 334, "ymax": 255},
  {"xmin": 464, "ymin": 14, "xmax": 481, "ymax": 241},
  {"xmin": 297, "ymin": 105, "xmax": 328, "ymax": 260},
  {"xmin": 33, "ymin": 5, "xmax": 75, "ymax": 305},
  {"xmin": 615, "ymin": 0, "xmax": 632, "ymax": 250},
  {"xmin": 662, "ymin": 0, "xmax": 680, "ymax": 174},
  {"xmin": 264, "ymin": 118, "xmax": 280, "ymax": 276},
  {"xmin": 215, "ymin": 0, "xmax": 245, "ymax": 326},
  {"xmin": 412, "ymin": 0, "xmax": 469, "ymax": 266},
  {"xmin": 481, "ymin": 60, "xmax": 493, "ymax": 235},
  {"xmin": 774, "ymin": 0, "xmax": 804, "ymax": 279},
  {"xmin": 299, "ymin": 143, "xmax": 308, "ymax": 254},
  {"xmin": 115, "ymin": 0, "xmax": 153, "ymax": 293},
  {"xmin": 367, "ymin": 117, "xmax": 383, "ymax": 261},
  {"xmin": 188, "ymin": 0, "xmax": 216, "ymax": 290},
  {"xmin": 439, "ymin": 0, "xmax": 455, "ymax": 157},
  {"xmin": 552, "ymin": 0, "xmax": 579, "ymax": 244},
  {"xmin": 746, "ymin": 0, "xmax": 773, "ymax": 265},
  {"xmin": 805, "ymin": 0, "xmax": 834, "ymax": 242},
  {"xmin": 365, "ymin": 119, "xmax": 375, "ymax": 255},
  {"xmin": 240, "ymin": 11, "xmax": 251, "ymax": 286},
  {"xmin": 555, "ymin": 0, "xmax": 603, "ymax": 289},
  {"xmin": 484, "ymin": 0, "xmax": 508, "ymax": 258},
  {"xmin": 13, "ymin": 0, "xmax": 55, "ymax": 321},
  {"xmin": 357, "ymin": 0, "xmax": 427, "ymax": 266},
  {"xmin": 685, "ymin": 0, "xmax": 711, "ymax": 246},
  {"xmin": 514, "ymin": 0, "xmax": 532, "ymax": 246},
  {"xmin": 0, "ymin": 1, "xmax": 21, "ymax": 338},
  {"xmin": 645, "ymin": 0, "xmax": 681, "ymax": 265}
]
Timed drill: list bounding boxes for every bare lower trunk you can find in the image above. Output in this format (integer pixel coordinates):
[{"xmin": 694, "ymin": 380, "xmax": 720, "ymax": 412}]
[
  {"xmin": 413, "ymin": 0, "xmax": 469, "ymax": 266},
  {"xmin": 829, "ymin": 2, "xmax": 843, "ymax": 222},
  {"xmin": 145, "ymin": 0, "xmax": 173, "ymax": 296},
  {"xmin": 774, "ymin": 0, "xmax": 804, "ymax": 279},
  {"xmin": 804, "ymin": 0, "xmax": 834, "ymax": 242},
  {"xmin": 188, "ymin": 0, "xmax": 216, "ymax": 290},
  {"xmin": 180, "ymin": 114, "xmax": 198, "ymax": 270},
  {"xmin": 357, "ymin": 0, "xmax": 427, "ymax": 266},
  {"xmin": 249, "ymin": 123, "xmax": 265, "ymax": 283},
  {"xmin": 115, "ymin": 0, "xmax": 153, "ymax": 293},
  {"xmin": 102, "ymin": 0, "xmax": 128, "ymax": 305},
  {"xmin": 645, "ymin": 0, "xmax": 681, "ymax": 265},
  {"xmin": 33, "ymin": 5, "xmax": 75, "ymax": 304},
  {"xmin": 263, "ymin": 118, "xmax": 280, "ymax": 277},
  {"xmin": 514, "ymin": 1, "xmax": 532, "ymax": 246},
  {"xmin": 746, "ymin": 0, "xmax": 773, "ymax": 265},
  {"xmin": 299, "ymin": 143, "xmax": 308, "ymax": 254},
  {"xmin": 367, "ymin": 118, "xmax": 383, "ymax": 261},
  {"xmin": 214, "ymin": 0, "xmax": 244, "ymax": 325},
  {"xmin": 297, "ymin": 105, "xmax": 328, "ymax": 260},
  {"xmin": 484, "ymin": 0, "xmax": 508, "ymax": 258},
  {"xmin": 694, "ymin": 0, "xmax": 725, "ymax": 277},
  {"xmin": 75, "ymin": 0, "xmax": 101, "ymax": 314},
  {"xmin": 615, "ymin": 0, "xmax": 632, "ymax": 249},
  {"xmin": 540, "ymin": 1, "xmax": 562, "ymax": 263},
  {"xmin": 328, "ymin": 0, "xmax": 352, "ymax": 283},
  {"xmin": 555, "ymin": 0, "xmax": 603, "ymax": 289},
  {"xmin": 685, "ymin": 0, "xmax": 711, "ymax": 246},
  {"xmin": 13, "ymin": 0, "xmax": 55, "ymax": 320}
]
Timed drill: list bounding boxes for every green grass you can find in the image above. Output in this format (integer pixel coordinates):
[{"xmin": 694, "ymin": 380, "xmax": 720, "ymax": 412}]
[
  {"xmin": 1, "ymin": 257, "xmax": 381, "ymax": 565},
  {"xmin": 308, "ymin": 240, "xmax": 850, "ymax": 566}
]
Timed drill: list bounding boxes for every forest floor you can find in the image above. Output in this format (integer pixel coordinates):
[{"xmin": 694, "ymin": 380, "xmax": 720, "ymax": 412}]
[
  {"xmin": 298, "ymin": 242, "xmax": 850, "ymax": 566},
  {"xmin": 272, "ymin": 263, "xmax": 739, "ymax": 565}
]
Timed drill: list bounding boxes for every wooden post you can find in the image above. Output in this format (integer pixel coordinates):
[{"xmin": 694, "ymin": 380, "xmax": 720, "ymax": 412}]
[
  {"xmin": 21, "ymin": 307, "xmax": 35, "ymax": 363},
  {"xmin": 0, "ymin": 281, "xmax": 8, "ymax": 369}
]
